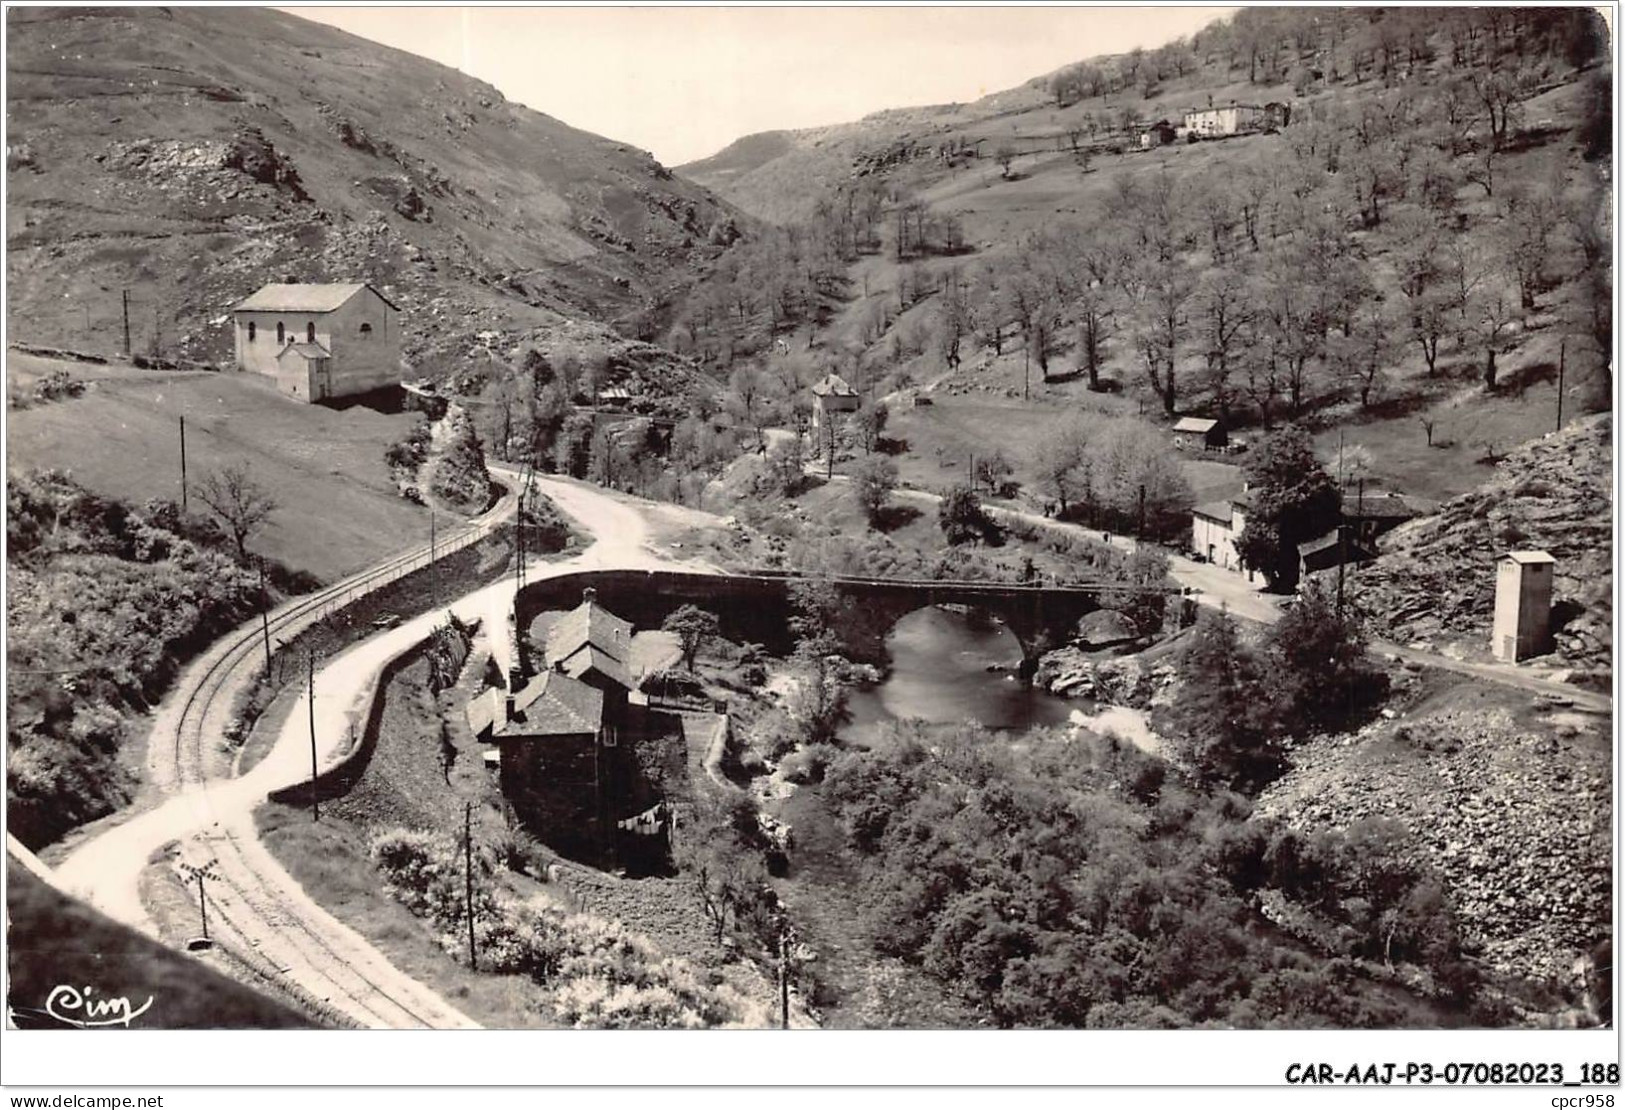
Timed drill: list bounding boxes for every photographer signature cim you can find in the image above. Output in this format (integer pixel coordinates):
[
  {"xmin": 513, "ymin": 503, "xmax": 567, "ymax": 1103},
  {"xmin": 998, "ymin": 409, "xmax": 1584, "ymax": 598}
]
[{"xmin": 44, "ymin": 985, "xmax": 154, "ymax": 1028}]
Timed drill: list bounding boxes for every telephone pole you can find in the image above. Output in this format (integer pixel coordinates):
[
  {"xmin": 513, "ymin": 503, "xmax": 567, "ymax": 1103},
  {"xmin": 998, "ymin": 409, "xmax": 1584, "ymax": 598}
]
[
  {"xmin": 779, "ymin": 926, "xmax": 791, "ymax": 1030},
  {"xmin": 1336, "ymin": 522, "xmax": 1348, "ymax": 618},
  {"xmin": 307, "ymin": 646, "xmax": 320, "ymax": 821},
  {"xmin": 178, "ymin": 416, "xmax": 189, "ymax": 512},
  {"xmin": 464, "ymin": 801, "xmax": 478, "ymax": 971},
  {"xmin": 429, "ymin": 509, "xmax": 438, "ymax": 606},
  {"xmin": 121, "ymin": 290, "xmax": 131, "ymax": 356},
  {"xmin": 258, "ymin": 560, "xmax": 272, "ymax": 672},
  {"xmin": 1556, "ymin": 339, "xmax": 1566, "ymax": 433}
]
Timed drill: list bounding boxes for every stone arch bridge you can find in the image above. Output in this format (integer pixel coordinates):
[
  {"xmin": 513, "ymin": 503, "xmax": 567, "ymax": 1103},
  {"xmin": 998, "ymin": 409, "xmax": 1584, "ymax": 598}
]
[{"xmin": 516, "ymin": 568, "xmax": 1180, "ymax": 675}]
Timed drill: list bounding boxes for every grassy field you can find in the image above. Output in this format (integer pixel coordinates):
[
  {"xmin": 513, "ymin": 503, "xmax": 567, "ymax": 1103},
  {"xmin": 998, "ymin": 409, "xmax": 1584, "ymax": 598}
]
[{"xmin": 8, "ymin": 353, "xmax": 445, "ymax": 581}]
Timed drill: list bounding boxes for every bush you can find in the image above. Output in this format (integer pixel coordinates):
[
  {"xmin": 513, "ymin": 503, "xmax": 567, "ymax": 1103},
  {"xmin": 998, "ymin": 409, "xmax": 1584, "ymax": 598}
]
[{"xmin": 780, "ymin": 743, "xmax": 838, "ymax": 785}]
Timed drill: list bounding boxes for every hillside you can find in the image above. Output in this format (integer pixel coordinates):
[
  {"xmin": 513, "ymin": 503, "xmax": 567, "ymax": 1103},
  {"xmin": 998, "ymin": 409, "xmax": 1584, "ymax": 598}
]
[
  {"xmin": 659, "ymin": 6, "xmax": 1610, "ymax": 536},
  {"xmin": 6, "ymin": 6, "xmax": 741, "ymax": 375},
  {"xmin": 1354, "ymin": 413, "xmax": 1613, "ymax": 676}
]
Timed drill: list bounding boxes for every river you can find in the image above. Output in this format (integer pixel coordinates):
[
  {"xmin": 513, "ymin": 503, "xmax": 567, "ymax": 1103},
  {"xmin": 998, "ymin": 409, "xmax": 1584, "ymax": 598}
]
[{"xmin": 841, "ymin": 605, "xmax": 1079, "ymax": 747}]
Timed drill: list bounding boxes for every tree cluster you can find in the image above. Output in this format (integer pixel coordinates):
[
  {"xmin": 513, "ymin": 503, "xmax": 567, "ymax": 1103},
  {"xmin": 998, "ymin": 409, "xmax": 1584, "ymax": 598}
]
[
  {"xmin": 820, "ymin": 720, "xmax": 1478, "ymax": 1027},
  {"xmin": 8, "ymin": 472, "xmax": 264, "ymax": 847},
  {"xmin": 1164, "ymin": 586, "xmax": 1387, "ymax": 796},
  {"xmin": 1028, "ymin": 414, "xmax": 1194, "ymax": 540}
]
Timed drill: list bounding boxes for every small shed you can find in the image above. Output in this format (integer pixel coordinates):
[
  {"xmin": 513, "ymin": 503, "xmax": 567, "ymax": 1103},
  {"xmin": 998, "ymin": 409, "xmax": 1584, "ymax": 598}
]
[
  {"xmin": 1492, "ymin": 550, "xmax": 1556, "ymax": 663},
  {"xmin": 1137, "ymin": 120, "xmax": 1178, "ymax": 149},
  {"xmin": 1172, "ymin": 416, "xmax": 1228, "ymax": 450},
  {"xmin": 1297, "ymin": 529, "xmax": 1375, "ymax": 579}
]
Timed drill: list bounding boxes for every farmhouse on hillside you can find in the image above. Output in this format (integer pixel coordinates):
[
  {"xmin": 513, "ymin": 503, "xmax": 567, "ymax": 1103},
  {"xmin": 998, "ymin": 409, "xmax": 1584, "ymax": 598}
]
[
  {"xmin": 810, "ymin": 371, "xmax": 861, "ymax": 432},
  {"xmin": 1137, "ymin": 120, "xmax": 1179, "ymax": 149},
  {"xmin": 231, "ymin": 282, "xmax": 401, "ymax": 402},
  {"xmin": 1182, "ymin": 100, "xmax": 1290, "ymax": 139}
]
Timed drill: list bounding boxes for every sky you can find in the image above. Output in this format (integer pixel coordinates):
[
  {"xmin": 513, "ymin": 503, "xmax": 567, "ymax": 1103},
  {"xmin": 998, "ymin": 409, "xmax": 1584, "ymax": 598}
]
[{"xmin": 288, "ymin": 5, "xmax": 1234, "ymax": 166}]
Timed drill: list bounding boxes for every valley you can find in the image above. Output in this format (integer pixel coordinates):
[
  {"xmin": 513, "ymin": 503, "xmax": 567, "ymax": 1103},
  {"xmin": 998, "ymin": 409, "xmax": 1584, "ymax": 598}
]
[{"xmin": 4, "ymin": 5, "xmax": 1614, "ymax": 1045}]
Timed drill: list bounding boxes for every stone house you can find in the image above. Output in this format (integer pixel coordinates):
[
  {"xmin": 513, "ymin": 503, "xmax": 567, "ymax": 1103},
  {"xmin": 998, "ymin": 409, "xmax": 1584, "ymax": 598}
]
[
  {"xmin": 231, "ymin": 282, "xmax": 401, "ymax": 402},
  {"xmin": 1182, "ymin": 102, "xmax": 1273, "ymax": 139},
  {"xmin": 1190, "ymin": 494, "xmax": 1252, "ymax": 575},
  {"xmin": 1137, "ymin": 120, "xmax": 1179, "ymax": 149},
  {"xmin": 810, "ymin": 372, "xmax": 861, "ymax": 433},
  {"xmin": 466, "ymin": 590, "xmax": 706, "ymax": 870}
]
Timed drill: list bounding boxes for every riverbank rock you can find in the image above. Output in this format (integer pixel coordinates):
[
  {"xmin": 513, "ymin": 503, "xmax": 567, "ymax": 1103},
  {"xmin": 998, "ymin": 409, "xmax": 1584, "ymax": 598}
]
[
  {"xmin": 1034, "ymin": 648, "xmax": 1176, "ymax": 708},
  {"xmin": 1073, "ymin": 609, "xmax": 1140, "ymax": 649}
]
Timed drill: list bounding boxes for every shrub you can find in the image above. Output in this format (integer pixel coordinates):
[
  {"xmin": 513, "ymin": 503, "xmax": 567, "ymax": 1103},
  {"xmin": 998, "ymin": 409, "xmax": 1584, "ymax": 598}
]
[{"xmin": 780, "ymin": 743, "xmax": 838, "ymax": 785}]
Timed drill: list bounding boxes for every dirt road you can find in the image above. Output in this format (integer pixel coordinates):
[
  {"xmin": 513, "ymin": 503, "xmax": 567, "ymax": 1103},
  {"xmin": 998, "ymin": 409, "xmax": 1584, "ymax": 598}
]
[{"xmin": 48, "ymin": 472, "xmax": 715, "ymax": 1028}]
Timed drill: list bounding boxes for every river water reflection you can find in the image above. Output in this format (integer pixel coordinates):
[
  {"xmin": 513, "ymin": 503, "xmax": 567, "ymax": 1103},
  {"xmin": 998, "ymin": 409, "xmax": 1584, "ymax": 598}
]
[{"xmin": 841, "ymin": 605, "xmax": 1079, "ymax": 747}]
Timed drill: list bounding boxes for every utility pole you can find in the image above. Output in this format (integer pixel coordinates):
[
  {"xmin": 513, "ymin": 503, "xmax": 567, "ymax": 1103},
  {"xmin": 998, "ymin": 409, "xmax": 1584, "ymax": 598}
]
[
  {"xmin": 307, "ymin": 646, "xmax": 319, "ymax": 822},
  {"xmin": 1556, "ymin": 339, "xmax": 1566, "ymax": 433},
  {"xmin": 779, "ymin": 926, "xmax": 791, "ymax": 1030},
  {"xmin": 178, "ymin": 416, "xmax": 188, "ymax": 512},
  {"xmin": 258, "ymin": 560, "xmax": 272, "ymax": 672},
  {"xmin": 1137, "ymin": 483, "xmax": 1147, "ymax": 540},
  {"xmin": 430, "ymin": 509, "xmax": 438, "ymax": 606},
  {"xmin": 121, "ymin": 289, "xmax": 131, "ymax": 356},
  {"xmin": 1336, "ymin": 522, "xmax": 1348, "ymax": 619},
  {"xmin": 464, "ymin": 801, "xmax": 478, "ymax": 971}
]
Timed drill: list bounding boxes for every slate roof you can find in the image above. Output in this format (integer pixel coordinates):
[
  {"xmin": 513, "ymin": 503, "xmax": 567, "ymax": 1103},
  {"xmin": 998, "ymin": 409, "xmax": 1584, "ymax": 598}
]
[
  {"xmin": 1299, "ymin": 531, "xmax": 1375, "ymax": 561},
  {"xmin": 468, "ymin": 670, "xmax": 604, "ymax": 742},
  {"xmin": 546, "ymin": 600, "xmax": 633, "ymax": 672},
  {"xmin": 1193, "ymin": 500, "xmax": 1236, "ymax": 524},
  {"xmin": 561, "ymin": 644, "xmax": 635, "ymax": 690},
  {"xmin": 1341, "ymin": 492, "xmax": 1431, "ymax": 520},
  {"xmin": 233, "ymin": 282, "xmax": 400, "ymax": 313}
]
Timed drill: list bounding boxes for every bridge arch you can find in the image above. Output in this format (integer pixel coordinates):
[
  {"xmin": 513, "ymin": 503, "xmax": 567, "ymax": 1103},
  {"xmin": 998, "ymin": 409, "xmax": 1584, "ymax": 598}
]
[{"xmin": 514, "ymin": 569, "xmax": 1120, "ymax": 677}]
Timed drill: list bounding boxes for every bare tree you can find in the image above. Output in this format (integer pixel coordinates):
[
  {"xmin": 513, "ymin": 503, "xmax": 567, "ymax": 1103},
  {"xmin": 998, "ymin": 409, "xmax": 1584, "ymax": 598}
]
[
  {"xmin": 994, "ymin": 144, "xmax": 1017, "ymax": 179},
  {"xmin": 196, "ymin": 464, "xmax": 278, "ymax": 559}
]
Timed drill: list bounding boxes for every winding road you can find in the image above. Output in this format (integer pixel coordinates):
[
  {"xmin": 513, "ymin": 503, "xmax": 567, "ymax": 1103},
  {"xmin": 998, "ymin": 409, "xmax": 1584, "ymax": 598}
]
[
  {"xmin": 47, "ymin": 470, "xmax": 710, "ymax": 1028},
  {"xmin": 30, "ymin": 455, "xmax": 1609, "ymax": 1027}
]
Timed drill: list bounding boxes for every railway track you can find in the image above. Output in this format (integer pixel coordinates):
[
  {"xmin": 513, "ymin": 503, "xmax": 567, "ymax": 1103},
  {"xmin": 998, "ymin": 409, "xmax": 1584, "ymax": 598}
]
[
  {"xmin": 56, "ymin": 487, "xmax": 513, "ymax": 1029},
  {"xmin": 164, "ymin": 497, "xmax": 512, "ymax": 1028}
]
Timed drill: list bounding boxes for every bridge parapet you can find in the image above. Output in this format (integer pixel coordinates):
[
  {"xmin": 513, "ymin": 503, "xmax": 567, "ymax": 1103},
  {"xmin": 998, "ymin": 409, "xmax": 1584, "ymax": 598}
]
[{"xmin": 516, "ymin": 568, "xmax": 1137, "ymax": 673}]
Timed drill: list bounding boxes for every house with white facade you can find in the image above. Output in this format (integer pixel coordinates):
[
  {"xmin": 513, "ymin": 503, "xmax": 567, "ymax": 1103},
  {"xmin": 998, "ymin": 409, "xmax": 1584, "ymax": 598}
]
[{"xmin": 232, "ymin": 282, "xmax": 401, "ymax": 402}]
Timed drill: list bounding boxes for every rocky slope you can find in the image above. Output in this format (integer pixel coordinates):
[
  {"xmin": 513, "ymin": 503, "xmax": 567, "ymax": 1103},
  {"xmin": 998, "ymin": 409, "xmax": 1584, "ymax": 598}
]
[
  {"xmin": 6, "ymin": 7, "xmax": 741, "ymax": 374},
  {"xmin": 1256, "ymin": 696, "xmax": 1610, "ymax": 998},
  {"xmin": 1354, "ymin": 414, "xmax": 1612, "ymax": 676}
]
